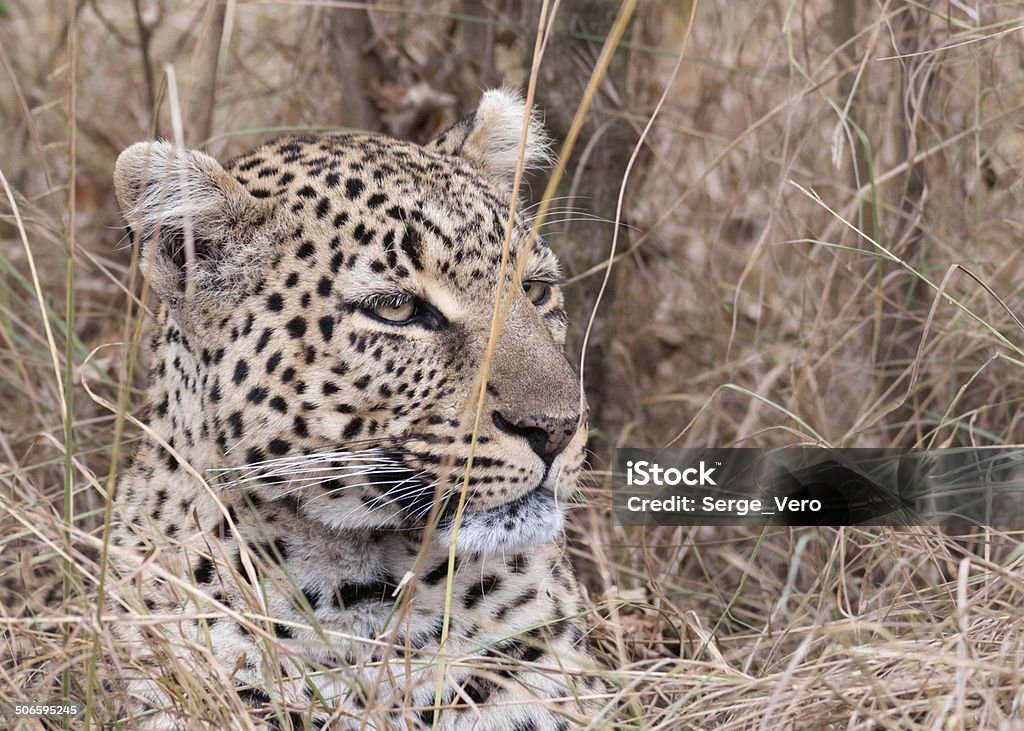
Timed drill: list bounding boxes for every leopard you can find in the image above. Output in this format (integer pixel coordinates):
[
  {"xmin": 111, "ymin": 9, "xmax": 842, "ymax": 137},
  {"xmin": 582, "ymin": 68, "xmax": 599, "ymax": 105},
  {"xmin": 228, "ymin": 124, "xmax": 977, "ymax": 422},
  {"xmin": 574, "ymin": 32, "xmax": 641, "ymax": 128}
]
[{"xmin": 106, "ymin": 89, "xmax": 602, "ymax": 730}]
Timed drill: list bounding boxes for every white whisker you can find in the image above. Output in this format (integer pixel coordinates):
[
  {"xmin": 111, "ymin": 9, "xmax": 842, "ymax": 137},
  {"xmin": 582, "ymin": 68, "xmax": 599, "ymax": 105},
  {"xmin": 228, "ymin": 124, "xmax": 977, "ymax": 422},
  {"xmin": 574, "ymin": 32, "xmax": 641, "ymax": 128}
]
[
  {"xmin": 223, "ymin": 464, "xmax": 412, "ymax": 488},
  {"xmin": 210, "ymin": 447, "xmax": 406, "ymax": 474},
  {"xmin": 327, "ymin": 480, "xmax": 434, "ymax": 522},
  {"xmin": 274, "ymin": 473, "xmax": 424, "ymax": 498}
]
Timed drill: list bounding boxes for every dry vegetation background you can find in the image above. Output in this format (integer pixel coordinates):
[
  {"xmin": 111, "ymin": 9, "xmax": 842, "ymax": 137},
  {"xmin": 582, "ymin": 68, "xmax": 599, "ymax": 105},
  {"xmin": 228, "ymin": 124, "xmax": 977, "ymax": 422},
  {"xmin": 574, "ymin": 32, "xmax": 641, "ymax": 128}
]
[{"xmin": 2, "ymin": 0, "xmax": 1024, "ymax": 728}]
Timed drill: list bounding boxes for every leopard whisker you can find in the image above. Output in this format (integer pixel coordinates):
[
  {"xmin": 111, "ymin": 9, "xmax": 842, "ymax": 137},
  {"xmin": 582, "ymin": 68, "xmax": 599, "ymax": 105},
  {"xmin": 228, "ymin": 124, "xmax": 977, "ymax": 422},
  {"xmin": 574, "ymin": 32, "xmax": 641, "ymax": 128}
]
[
  {"xmin": 221, "ymin": 465, "xmax": 419, "ymax": 490},
  {"xmin": 328, "ymin": 469, "xmax": 431, "ymax": 503},
  {"xmin": 352, "ymin": 475, "xmax": 440, "ymax": 516},
  {"xmin": 326, "ymin": 478, "xmax": 435, "ymax": 521},
  {"xmin": 408, "ymin": 485, "xmax": 455, "ymax": 523},
  {"xmin": 243, "ymin": 460, "xmax": 410, "ymax": 477},
  {"xmin": 216, "ymin": 458, "xmax": 407, "ymax": 480},
  {"xmin": 522, "ymin": 195, "xmax": 591, "ymax": 214},
  {"xmin": 274, "ymin": 472, "xmax": 428, "ymax": 500},
  {"xmin": 338, "ymin": 482, "xmax": 431, "ymax": 512},
  {"xmin": 211, "ymin": 448, "xmax": 403, "ymax": 472},
  {"xmin": 211, "ymin": 449, "xmax": 408, "ymax": 476},
  {"xmin": 540, "ymin": 215, "xmax": 635, "ymax": 229},
  {"xmin": 216, "ymin": 438, "xmax": 417, "ymax": 466}
]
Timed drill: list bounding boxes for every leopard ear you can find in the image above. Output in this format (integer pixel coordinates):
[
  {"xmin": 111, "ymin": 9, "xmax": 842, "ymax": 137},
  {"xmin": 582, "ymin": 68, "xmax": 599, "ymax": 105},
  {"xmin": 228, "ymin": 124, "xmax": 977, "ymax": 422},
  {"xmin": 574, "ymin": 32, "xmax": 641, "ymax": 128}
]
[
  {"xmin": 427, "ymin": 88, "xmax": 551, "ymax": 194},
  {"xmin": 114, "ymin": 141, "xmax": 272, "ymax": 302}
]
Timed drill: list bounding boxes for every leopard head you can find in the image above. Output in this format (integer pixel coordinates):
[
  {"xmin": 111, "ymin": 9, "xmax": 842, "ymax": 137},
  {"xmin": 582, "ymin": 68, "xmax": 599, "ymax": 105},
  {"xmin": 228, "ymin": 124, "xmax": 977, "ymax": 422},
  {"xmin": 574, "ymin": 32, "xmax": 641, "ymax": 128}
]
[{"xmin": 114, "ymin": 89, "xmax": 588, "ymax": 556}]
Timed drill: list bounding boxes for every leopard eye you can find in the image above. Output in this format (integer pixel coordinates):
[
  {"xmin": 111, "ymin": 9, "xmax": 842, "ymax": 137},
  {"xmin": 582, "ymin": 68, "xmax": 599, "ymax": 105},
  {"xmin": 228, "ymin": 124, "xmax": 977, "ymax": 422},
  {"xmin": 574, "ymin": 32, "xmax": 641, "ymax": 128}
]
[
  {"xmin": 371, "ymin": 299, "xmax": 417, "ymax": 323},
  {"xmin": 522, "ymin": 280, "xmax": 552, "ymax": 306}
]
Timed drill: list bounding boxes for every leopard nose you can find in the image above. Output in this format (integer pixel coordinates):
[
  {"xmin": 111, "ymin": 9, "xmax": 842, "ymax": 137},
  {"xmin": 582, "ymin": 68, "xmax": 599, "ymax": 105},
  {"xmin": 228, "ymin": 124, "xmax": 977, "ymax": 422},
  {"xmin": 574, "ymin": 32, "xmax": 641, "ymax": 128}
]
[{"xmin": 492, "ymin": 410, "xmax": 581, "ymax": 465}]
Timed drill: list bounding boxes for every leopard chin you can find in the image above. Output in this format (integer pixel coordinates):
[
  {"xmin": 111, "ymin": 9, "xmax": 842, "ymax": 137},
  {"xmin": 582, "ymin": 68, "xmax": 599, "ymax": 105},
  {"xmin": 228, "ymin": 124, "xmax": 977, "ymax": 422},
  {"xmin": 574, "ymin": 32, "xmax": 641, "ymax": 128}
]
[{"xmin": 442, "ymin": 487, "xmax": 566, "ymax": 556}]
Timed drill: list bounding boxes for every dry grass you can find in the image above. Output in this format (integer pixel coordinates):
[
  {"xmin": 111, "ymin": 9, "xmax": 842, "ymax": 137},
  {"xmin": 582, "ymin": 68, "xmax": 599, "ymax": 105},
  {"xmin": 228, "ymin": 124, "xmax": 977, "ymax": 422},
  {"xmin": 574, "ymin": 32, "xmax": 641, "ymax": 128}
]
[{"xmin": 2, "ymin": 0, "xmax": 1024, "ymax": 728}]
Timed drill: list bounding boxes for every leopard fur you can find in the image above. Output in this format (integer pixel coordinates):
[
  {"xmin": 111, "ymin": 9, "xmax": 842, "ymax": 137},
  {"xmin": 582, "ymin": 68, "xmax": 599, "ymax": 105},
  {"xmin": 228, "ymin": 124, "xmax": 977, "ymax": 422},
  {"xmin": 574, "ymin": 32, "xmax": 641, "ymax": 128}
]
[{"xmin": 108, "ymin": 89, "xmax": 600, "ymax": 729}]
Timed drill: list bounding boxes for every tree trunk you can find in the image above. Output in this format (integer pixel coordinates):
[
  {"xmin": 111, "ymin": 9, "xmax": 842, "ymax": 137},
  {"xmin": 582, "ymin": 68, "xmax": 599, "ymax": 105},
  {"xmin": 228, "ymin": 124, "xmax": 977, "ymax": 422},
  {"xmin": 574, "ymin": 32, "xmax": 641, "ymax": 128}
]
[{"xmin": 526, "ymin": 0, "xmax": 634, "ymax": 436}]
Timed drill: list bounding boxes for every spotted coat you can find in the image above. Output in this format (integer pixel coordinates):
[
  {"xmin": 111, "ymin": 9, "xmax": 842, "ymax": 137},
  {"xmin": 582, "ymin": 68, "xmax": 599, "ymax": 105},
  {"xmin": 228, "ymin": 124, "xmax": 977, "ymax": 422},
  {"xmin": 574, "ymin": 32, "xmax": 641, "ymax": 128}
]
[{"xmin": 109, "ymin": 90, "xmax": 598, "ymax": 729}]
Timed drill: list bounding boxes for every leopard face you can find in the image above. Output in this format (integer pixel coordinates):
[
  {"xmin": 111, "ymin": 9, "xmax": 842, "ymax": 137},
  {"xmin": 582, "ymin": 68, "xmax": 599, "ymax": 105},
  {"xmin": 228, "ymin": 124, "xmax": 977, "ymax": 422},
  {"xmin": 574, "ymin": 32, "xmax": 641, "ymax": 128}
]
[{"xmin": 115, "ymin": 90, "xmax": 588, "ymax": 557}]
